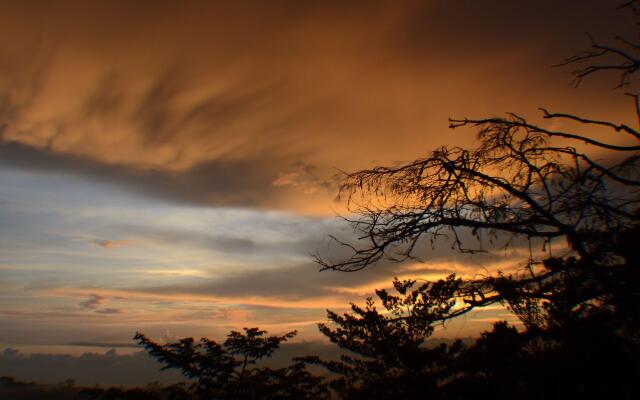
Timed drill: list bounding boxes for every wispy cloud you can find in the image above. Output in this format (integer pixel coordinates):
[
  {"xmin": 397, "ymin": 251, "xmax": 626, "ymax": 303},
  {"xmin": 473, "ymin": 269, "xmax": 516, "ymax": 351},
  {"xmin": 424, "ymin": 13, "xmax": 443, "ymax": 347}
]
[
  {"xmin": 0, "ymin": 0, "xmax": 627, "ymax": 213},
  {"xmin": 79, "ymin": 294, "xmax": 105, "ymax": 310},
  {"xmin": 93, "ymin": 239, "xmax": 134, "ymax": 250},
  {"xmin": 95, "ymin": 308, "xmax": 122, "ymax": 315},
  {"xmin": 272, "ymin": 163, "xmax": 331, "ymax": 195},
  {"xmin": 78, "ymin": 295, "xmax": 123, "ymax": 315}
]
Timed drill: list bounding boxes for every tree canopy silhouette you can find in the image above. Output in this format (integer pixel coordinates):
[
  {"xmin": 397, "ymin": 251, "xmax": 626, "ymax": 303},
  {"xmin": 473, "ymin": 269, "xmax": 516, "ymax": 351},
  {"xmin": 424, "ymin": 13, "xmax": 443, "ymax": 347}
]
[
  {"xmin": 134, "ymin": 328, "xmax": 328, "ymax": 400},
  {"xmin": 315, "ymin": 0, "xmax": 640, "ymax": 335},
  {"xmin": 300, "ymin": 277, "xmax": 465, "ymax": 399},
  {"xmin": 306, "ymin": 1, "xmax": 640, "ymax": 397}
]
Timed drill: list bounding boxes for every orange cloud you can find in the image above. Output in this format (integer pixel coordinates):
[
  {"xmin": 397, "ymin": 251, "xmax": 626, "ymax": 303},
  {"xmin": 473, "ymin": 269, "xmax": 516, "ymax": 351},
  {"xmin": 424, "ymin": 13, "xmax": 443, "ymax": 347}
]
[{"xmin": 0, "ymin": 0, "xmax": 632, "ymax": 214}]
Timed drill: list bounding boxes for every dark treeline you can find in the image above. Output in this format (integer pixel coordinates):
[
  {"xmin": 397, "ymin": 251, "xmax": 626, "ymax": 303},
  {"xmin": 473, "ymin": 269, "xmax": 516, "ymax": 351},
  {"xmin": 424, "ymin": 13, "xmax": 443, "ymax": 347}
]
[
  {"xmin": 5, "ymin": 1, "xmax": 640, "ymax": 399},
  {"xmin": 124, "ymin": 2, "xmax": 640, "ymax": 397},
  {"xmin": 4, "ymin": 251, "xmax": 638, "ymax": 399}
]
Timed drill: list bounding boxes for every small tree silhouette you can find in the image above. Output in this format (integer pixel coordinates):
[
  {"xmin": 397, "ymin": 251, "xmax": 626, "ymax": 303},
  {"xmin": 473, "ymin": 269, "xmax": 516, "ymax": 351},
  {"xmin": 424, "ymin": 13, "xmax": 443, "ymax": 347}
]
[
  {"xmin": 134, "ymin": 328, "xmax": 328, "ymax": 400},
  {"xmin": 300, "ymin": 277, "xmax": 465, "ymax": 399}
]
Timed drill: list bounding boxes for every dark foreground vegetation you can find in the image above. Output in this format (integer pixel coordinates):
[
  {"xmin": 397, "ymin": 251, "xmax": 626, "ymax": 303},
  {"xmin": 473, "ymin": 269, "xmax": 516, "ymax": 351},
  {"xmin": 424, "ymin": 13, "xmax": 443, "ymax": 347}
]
[
  {"xmin": 0, "ymin": 376, "xmax": 172, "ymax": 400},
  {"xmin": 5, "ymin": 1, "xmax": 640, "ymax": 399}
]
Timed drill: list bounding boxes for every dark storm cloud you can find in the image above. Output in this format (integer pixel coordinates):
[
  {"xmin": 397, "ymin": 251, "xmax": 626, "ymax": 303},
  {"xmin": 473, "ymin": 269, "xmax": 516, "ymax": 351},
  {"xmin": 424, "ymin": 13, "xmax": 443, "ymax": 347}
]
[
  {"xmin": 0, "ymin": 0, "xmax": 631, "ymax": 212},
  {"xmin": 0, "ymin": 141, "xmax": 285, "ymax": 207},
  {"xmin": 398, "ymin": 0, "xmax": 626, "ymax": 59}
]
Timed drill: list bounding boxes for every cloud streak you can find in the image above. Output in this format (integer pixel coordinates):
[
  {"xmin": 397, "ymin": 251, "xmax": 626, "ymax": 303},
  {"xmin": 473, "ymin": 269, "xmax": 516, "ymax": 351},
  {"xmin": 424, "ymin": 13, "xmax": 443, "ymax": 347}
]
[
  {"xmin": 79, "ymin": 294, "xmax": 104, "ymax": 310},
  {"xmin": 0, "ymin": 348, "xmax": 182, "ymax": 386},
  {"xmin": 0, "ymin": 0, "xmax": 631, "ymax": 212},
  {"xmin": 93, "ymin": 239, "xmax": 134, "ymax": 250}
]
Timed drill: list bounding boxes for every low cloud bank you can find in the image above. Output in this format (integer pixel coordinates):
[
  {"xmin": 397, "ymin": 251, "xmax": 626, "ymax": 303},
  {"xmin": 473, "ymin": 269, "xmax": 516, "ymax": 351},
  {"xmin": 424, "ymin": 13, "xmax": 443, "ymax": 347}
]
[{"xmin": 0, "ymin": 348, "xmax": 182, "ymax": 387}]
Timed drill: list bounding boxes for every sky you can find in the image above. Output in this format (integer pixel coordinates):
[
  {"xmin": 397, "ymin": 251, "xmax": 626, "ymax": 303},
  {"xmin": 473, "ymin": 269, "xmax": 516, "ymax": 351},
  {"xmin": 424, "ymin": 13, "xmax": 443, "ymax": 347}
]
[{"xmin": 0, "ymin": 0, "xmax": 635, "ymax": 385}]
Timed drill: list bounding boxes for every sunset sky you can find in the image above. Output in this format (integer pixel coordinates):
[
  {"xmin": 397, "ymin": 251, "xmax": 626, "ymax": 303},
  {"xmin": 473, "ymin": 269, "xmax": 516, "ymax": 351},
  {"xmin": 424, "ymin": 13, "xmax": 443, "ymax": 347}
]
[{"xmin": 0, "ymin": 0, "xmax": 634, "ymax": 385}]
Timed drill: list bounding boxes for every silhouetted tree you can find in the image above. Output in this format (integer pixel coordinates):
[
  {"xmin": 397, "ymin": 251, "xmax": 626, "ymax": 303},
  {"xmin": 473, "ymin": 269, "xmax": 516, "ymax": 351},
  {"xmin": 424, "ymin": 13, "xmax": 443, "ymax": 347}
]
[
  {"xmin": 134, "ymin": 328, "xmax": 328, "ymax": 400},
  {"xmin": 312, "ymin": 1, "xmax": 640, "ymax": 397},
  {"xmin": 317, "ymin": 0, "xmax": 640, "ymax": 332},
  {"xmin": 300, "ymin": 277, "xmax": 465, "ymax": 399}
]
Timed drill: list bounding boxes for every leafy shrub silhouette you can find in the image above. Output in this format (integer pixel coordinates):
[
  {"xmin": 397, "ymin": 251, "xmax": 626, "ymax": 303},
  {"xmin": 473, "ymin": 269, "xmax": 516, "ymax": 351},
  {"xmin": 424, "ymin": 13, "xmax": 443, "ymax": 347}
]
[
  {"xmin": 299, "ymin": 277, "xmax": 465, "ymax": 399},
  {"xmin": 134, "ymin": 328, "xmax": 328, "ymax": 400}
]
